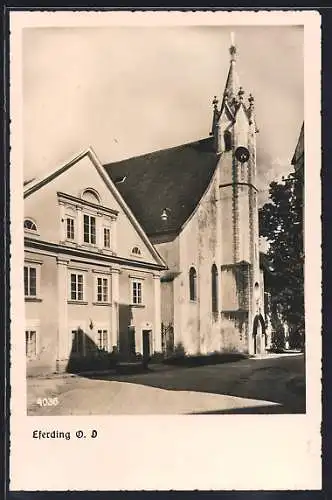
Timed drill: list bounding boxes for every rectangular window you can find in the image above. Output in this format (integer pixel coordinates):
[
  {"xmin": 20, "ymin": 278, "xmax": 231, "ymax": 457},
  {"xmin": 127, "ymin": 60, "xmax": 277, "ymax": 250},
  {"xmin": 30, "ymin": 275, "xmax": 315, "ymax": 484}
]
[
  {"xmin": 66, "ymin": 217, "xmax": 75, "ymax": 240},
  {"xmin": 132, "ymin": 281, "xmax": 142, "ymax": 305},
  {"xmin": 25, "ymin": 330, "xmax": 37, "ymax": 359},
  {"xmin": 103, "ymin": 227, "xmax": 111, "ymax": 248},
  {"xmin": 83, "ymin": 214, "xmax": 96, "ymax": 244},
  {"xmin": 96, "ymin": 277, "xmax": 109, "ymax": 303},
  {"xmin": 70, "ymin": 273, "xmax": 84, "ymax": 301},
  {"xmin": 24, "ymin": 266, "xmax": 37, "ymax": 297},
  {"xmin": 71, "ymin": 329, "xmax": 84, "ymax": 355},
  {"xmin": 97, "ymin": 329, "xmax": 108, "ymax": 351}
]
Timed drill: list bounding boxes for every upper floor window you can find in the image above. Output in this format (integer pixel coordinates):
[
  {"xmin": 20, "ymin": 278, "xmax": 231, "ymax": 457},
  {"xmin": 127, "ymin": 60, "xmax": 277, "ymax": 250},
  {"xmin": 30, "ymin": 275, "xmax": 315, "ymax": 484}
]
[
  {"xmin": 103, "ymin": 227, "xmax": 111, "ymax": 248},
  {"xmin": 132, "ymin": 246, "xmax": 141, "ymax": 256},
  {"xmin": 96, "ymin": 276, "xmax": 109, "ymax": 303},
  {"xmin": 70, "ymin": 273, "xmax": 84, "ymax": 301},
  {"xmin": 66, "ymin": 217, "xmax": 75, "ymax": 240},
  {"xmin": 24, "ymin": 265, "xmax": 37, "ymax": 297},
  {"xmin": 83, "ymin": 214, "xmax": 96, "ymax": 244},
  {"xmin": 189, "ymin": 267, "xmax": 197, "ymax": 301},
  {"xmin": 132, "ymin": 280, "xmax": 143, "ymax": 305},
  {"xmin": 24, "ymin": 219, "xmax": 37, "ymax": 231},
  {"xmin": 81, "ymin": 188, "xmax": 101, "ymax": 205},
  {"xmin": 211, "ymin": 264, "xmax": 218, "ymax": 313},
  {"xmin": 224, "ymin": 130, "xmax": 232, "ymax": 152}
]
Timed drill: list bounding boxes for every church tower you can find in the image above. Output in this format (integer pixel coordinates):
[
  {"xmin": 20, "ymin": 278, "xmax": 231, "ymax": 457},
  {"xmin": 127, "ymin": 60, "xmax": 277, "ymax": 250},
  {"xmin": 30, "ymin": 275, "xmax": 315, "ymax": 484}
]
[{"xmin": 211, "ymin": 36, "xmax": 264, "ymax": 355}]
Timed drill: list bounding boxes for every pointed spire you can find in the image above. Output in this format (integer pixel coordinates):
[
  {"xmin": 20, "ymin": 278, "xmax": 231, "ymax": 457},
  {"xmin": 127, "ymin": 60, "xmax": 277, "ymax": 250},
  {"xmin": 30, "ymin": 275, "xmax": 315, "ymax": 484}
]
[{"xmin": 223, "ymin": 32, "xmax": 240, "ymax": 110}]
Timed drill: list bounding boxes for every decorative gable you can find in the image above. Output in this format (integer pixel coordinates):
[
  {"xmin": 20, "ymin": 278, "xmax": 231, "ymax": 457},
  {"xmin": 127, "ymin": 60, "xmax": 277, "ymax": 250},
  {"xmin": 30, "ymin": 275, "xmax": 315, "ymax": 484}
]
[{"xmin": 24, "ymin": 148, "xmax": 166, "ymax": 269}]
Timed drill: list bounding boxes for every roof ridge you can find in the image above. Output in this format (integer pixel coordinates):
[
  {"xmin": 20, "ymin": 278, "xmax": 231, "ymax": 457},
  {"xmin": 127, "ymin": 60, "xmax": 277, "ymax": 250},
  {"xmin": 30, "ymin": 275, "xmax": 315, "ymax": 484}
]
[{"xmin": 104, "ymin": 136, "xmax": 213, "ymax": 167}]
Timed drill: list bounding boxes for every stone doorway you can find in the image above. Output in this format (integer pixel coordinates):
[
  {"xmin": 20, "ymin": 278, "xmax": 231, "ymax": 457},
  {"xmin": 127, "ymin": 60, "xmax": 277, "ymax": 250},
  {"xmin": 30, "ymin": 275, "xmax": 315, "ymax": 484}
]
[{"xmin": 253, "ymin": 314, "xmax": 266, "ymax": 355}]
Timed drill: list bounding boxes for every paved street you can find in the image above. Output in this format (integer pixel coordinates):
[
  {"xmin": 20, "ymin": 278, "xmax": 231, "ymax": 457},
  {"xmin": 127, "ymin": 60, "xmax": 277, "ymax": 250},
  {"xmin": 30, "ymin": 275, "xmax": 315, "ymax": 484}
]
[{"xmin": 27, "ymin": 353, "xmax": 305, "ymax": 415}]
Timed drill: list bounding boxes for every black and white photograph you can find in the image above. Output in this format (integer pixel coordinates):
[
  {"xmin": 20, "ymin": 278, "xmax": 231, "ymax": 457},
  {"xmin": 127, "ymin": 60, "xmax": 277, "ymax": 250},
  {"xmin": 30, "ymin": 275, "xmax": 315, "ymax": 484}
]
[{"xmin": 9, "ymin": 10, "xmax": 321, "ymax": 491}]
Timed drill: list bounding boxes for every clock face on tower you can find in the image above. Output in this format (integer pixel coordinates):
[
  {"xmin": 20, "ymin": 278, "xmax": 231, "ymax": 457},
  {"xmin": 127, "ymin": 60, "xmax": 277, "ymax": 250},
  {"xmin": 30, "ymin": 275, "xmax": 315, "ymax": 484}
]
[{"xmin": 235, "ymin": 146, "xmax": 250, "ymax": 163}]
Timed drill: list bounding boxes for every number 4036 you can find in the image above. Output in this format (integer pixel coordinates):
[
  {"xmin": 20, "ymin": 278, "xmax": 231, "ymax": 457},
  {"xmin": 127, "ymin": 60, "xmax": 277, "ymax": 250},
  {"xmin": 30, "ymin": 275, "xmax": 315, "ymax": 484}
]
[{"xmin": 37, "ymin": 397, "xmax": 59, "ymax": 407}]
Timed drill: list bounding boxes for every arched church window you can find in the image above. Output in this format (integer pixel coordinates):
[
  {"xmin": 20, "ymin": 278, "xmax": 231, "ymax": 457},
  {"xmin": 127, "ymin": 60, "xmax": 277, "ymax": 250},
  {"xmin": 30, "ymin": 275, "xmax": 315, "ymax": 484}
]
[
  {"xmin": 189, "ymin": 267, "xmax": 197, "ymax": 301},
  {"xmin": 224, "ymin": 130, "xmax": 232, "ymax": 152},
  {"xmin": 81, "ymin": 188, "xmax": 101, "ymax": 204},
  {"xmin": 24, "ymin": 219, "xmax": 37, "ymax": 231},
  {"xmin": 211, "ymin": 264, "xmax": 218, "ymax": 313}
]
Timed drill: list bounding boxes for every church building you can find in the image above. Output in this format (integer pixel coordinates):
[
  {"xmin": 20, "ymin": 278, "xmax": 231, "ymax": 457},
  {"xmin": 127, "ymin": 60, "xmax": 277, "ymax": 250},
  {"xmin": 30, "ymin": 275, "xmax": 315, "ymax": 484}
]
[
  {"xmin": 24, "ymin": 41, "xmax": 267, "ymax": 376},
  {"xmin": 104, "ymin": 41, "xmax": 266, "ymax": 357}
]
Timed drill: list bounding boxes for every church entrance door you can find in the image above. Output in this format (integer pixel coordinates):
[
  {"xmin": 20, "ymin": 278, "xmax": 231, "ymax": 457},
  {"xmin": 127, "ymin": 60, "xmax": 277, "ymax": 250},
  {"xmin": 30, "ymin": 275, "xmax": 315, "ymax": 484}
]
[{"xmin": 253, "ymin": 314, "xmax": 265, "ymax": 355}]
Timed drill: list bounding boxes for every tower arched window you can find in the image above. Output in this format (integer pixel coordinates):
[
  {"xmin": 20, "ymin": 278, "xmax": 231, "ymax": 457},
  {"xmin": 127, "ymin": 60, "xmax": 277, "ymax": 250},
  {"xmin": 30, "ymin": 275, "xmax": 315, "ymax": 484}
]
[
  {"xmin": 224, "ymin": 130, "xmax": 232, "ymax": 152},
  {"xmin": 189, "ymin": 267, "xmax": 197, "ymax": 302},
  {"xmin": 24, "ymin": 219, "xmax": 37, "ymax": 231},
  {"xmin": 211, "ymin": 264, "xmax": 218, "ymax": 313}
]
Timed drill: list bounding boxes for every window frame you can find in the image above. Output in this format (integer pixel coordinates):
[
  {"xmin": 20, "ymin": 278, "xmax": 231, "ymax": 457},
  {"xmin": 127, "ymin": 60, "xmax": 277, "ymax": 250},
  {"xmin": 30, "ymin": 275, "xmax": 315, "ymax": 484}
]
[
  {"xmin": 131, "ymin": 279, "xmax": 143, "ymax": 306},
  {"xmin": 70, "ymin": 328, "xmax": 85, "ymax": 356},
  {"xmin": 83, "ymin": 213, "xmax": 97, "ymax": 245},
  {"xmin": 24, "ymin": 262, "xmax": 41, "ymax": 300},
  {"xmin": 25, "ymin": 320, "xmax": 40, "ymax": 360},
  {"xmin": 95, "ymin": 275, "xmax": 110, "ymax": 304},
  {"xmin": 211, "ymin": 264, "xmax": 218, "ymax": 314},
  {"xmin": 189, "ymin": 266, "xmax": 197, "ymax": 302},
  {"xmin": 24, "ymin": 218, "xmax": 38, "ymax": 232},
  {"xmin": 131, "ymin": 246, "xmax": 142, "ymax": 257},
  {"xmin": 103, "ymin": 226, "xmax": 111, "ymax": 249},
  {"xmin": 69, "ymin": 272, "xmax": 85, "ymax": 302},
  {"xmin": 66, "ymin": 216, "xmax": 75, "ymax": 240},
  {"xmin": 25, "ymin": 329, "xmax": 37, "ymax": 359},
  {"xmin": 96, "ymin": 327, "xmax": 109, "ymax": 352}
]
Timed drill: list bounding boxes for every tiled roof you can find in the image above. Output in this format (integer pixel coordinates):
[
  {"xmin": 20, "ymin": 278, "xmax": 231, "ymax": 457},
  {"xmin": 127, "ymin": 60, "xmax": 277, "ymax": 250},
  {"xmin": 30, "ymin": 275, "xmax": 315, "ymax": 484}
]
[{"xmin": 104, "ymin": 137, "xmax": 218, "ymax": 237}]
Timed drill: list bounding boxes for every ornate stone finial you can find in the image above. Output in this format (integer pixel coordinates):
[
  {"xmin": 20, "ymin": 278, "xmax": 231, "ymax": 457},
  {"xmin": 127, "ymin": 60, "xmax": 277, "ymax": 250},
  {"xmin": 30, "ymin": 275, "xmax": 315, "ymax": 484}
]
[
  {"xmin": 212, "ymin": 95, "xmax": 219, "ymax": 110},
  {"xmin": 248, "ymin": 93, "xmax": 255, "ymax": 107},
  {"xmin": 229, "ymin": 32, "xmax": 236, "ymax": 61},
  {"xmin": 238, "ymin": 86, "xmax": 245, "ymax": 101},
  {"xmin": 224, "ymin": 89, "xmax": 229, "ymax": 102}
]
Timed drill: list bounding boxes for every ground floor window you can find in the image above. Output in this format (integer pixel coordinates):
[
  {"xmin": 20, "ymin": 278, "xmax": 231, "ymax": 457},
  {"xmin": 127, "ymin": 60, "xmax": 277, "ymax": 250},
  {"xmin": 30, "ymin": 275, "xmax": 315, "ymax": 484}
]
[
  {"xmin": 25, "ymin": 330, "xmax": 37, "ymax": 359},
  {"xmin": 97, "ymin": 329, "xmax": 109, "ymax": 351},
  {"xmin": 71, "ymin": 329, "xmax": 85, "ymax": 355}
]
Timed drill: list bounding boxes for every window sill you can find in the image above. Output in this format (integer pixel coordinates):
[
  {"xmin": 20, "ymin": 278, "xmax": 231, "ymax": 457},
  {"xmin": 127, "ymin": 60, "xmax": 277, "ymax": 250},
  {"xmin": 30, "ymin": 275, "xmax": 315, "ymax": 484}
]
[
  {"xmin": 130, "ymin": 304, "xmax": 145, "ymax": 308},
  {"xmin": 189, "ymin": 299, "xmax": 198, "ymax": 304},
  {"xmin": 67, "ymin": 300, "xmax": 88, "ymax": 305},
  {"xmin": 92, "ymin": 302, "xmax": 112, "ymax": 307},
  {"xmin": 25, "ymin": 297, "xmax": 42, "ymax": 302}
]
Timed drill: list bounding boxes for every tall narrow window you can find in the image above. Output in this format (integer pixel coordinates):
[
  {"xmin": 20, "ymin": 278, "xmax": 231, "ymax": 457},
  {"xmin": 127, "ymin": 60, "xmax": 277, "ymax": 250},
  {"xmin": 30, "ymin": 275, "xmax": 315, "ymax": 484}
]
[
  {"xmin": 189, "ymin": 267, "xmax": 197, "ymax": 301},
  {"xmin": 97, "ymin": 329, "xmax": 109, "ymax": 351},
  {"xmin": 83, "ymin": 214, "xmax": 96, "ymax": 244},
  {"xmin": 24, "ymin": 266, "xmax": 37, "ymax": 297},
  {"xmin": 70, "ymin": 273, "xmax": 84, "ymax": 301},
  {"xmin": 71, "ymin": 329, "xmax": 84, "ymax": 355},
  {"xmin": 224, "ymin": 130, "xmax": 232, "ymax": 151},
  {"xmin": 25, "ymin": 330, "xmax": 37, "ymax": 359},
  {"xmin": 132, "ymin": 280, "xmax": 143, "ymax": 305},
  {"xmin": 211, "ymin": 264, "xmax": 218, "ymax": 313},
  {"xmin": 96, "ymin": 277, "xmax": 109, "ymax": 303},
  {"xmin": 103, "ymin": 227, "xmax": 111, "ymax": 248},
  {"xmin": 66, "ymin": 217, "xmax": 75, "ymax": 240}
]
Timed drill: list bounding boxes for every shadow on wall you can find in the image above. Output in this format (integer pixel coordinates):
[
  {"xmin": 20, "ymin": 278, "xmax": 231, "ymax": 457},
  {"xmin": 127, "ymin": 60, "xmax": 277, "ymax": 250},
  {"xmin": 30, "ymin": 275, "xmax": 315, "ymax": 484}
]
[
  {"xmin": 66, "ymin": 327, "xmax": 118, "ymax": 374},
  {"xmin": 66, "ymin": 304, "xmax": 135, "ymax": 373}
]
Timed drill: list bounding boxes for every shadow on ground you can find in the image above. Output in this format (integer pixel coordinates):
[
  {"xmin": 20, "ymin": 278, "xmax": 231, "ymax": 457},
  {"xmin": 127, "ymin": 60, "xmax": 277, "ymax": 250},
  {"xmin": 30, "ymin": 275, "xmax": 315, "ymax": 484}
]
[{"xmin": 80, "ymin": 354, "xmax": 306, "ymax": 414}]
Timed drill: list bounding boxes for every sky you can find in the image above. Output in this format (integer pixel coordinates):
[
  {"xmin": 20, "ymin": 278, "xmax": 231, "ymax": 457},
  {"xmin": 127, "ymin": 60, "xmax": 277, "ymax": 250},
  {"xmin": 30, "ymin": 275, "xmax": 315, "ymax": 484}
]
[{"xmin": 22, "ymin": 25, "xmax": 304, "ymax": 205}]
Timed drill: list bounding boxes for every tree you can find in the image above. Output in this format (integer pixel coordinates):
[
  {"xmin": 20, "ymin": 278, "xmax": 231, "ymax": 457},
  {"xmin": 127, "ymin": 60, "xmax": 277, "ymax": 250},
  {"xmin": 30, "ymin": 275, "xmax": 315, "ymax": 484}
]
[{"xmin": 259, "ymin": 168, "xmax": 304, "ymax": 349}]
